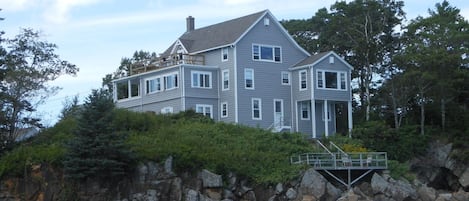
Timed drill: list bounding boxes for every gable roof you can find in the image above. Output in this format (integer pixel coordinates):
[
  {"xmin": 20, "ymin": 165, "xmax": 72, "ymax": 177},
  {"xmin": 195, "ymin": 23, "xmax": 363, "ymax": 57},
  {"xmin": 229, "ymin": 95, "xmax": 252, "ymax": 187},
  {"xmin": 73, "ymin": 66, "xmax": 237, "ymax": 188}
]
[
  {"xmin": 161, "ymin": 10, "xmax": 266, "ymax": 56},
  {"xmin": 292, "ymin": 51, "xmax": 354, "ymax": 70},
  {"xmin": 162, "ymin": 10, "xmax": 310, "ymax": 56}
]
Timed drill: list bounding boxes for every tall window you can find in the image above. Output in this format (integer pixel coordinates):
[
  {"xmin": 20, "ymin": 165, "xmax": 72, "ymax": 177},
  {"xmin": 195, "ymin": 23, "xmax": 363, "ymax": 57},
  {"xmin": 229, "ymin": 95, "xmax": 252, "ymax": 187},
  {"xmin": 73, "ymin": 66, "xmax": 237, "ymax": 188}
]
[
  {"xmin": 245, "ymin": 68, "xmax": 254, "ymax": 89},
  {"xmin": 281, "ymin": 71, "xmax": 290, "ymax": 85},
  {"xmin": 222, "ymin": 70, "xmax": 229, "ymax": 90},
  {"xmin": 252, "ymin": 44, "xmax": 281, "ymax": 62},
  {"xmin": 301, "ymin": 101, "xmax": 310, "ymax": 120},
  {"xmin": 191, "ymin": 71, "xmax": 211, "ymax": 88},
  {"xmin": 252, "ymin": 98, "xmax": 262, "ymax": 120},
  {"xmin": 196, "ymin": 104, "xmax": 213, "ymax": 118},
  {"xmin": 299, "ymin": 70, "xmax": 307, "ymax": 90},
  {"xmin": 222, "ymin": 47, "xmax": 228, "ymax": 61},
  {"xmin": 221, "ymin": 102, "xmax": 228, "ymax": 118},
  {"xmin": 317, "ymin": 70, "xmax": 347, "ymax": 90}
]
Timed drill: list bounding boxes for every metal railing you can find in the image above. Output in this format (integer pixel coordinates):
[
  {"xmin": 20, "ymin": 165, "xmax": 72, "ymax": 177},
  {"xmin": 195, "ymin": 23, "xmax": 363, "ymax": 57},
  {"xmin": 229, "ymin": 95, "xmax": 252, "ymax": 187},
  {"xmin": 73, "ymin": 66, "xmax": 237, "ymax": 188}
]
[
  {"xmin": 291, "ymin": 152, "xmax": 388, "ymax": 170},
  {"xmin": 130, "ymin": 54, "xmax": 205, "ymax": 75}
]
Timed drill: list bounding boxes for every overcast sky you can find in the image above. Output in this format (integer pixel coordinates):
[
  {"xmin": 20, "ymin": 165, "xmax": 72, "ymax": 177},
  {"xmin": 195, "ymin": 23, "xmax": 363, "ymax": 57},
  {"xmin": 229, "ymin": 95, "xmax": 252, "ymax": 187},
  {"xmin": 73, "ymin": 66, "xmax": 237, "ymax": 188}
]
[{"xmin": 1, "ymin": 0, "xmax": 468, "ymax": 126}]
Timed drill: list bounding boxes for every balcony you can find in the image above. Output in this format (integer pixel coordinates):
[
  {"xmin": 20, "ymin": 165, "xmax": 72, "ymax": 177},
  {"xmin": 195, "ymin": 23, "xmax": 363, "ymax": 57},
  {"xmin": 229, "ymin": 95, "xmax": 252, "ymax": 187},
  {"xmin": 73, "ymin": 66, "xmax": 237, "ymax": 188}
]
[{"xmin": 130, "ymin": 53, "xmax": 205, "ymax": 75}]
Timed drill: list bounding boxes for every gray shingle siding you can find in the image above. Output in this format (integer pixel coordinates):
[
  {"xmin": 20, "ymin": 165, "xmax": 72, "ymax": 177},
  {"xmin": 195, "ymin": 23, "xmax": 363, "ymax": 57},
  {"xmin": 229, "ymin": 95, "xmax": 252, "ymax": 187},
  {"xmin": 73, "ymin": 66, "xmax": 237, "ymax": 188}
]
[{"xmin": 235, "ymin": 13, "xmax": 307, "ymax": 129}]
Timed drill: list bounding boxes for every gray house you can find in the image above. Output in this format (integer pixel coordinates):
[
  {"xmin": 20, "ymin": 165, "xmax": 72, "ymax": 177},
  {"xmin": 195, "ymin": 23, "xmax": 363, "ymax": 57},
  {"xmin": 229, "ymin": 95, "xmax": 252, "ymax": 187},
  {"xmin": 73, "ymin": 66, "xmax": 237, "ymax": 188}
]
[{"xmin": 112, "ymin": 10, "xmax": 353, "ymax": 138}]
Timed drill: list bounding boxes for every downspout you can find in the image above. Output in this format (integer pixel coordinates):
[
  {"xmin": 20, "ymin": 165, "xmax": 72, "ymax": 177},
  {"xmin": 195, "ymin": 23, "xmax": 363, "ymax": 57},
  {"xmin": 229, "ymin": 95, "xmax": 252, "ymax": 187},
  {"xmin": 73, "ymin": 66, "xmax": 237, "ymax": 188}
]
[{"xmin": 233, "ymin": 46, "xmax": 239, "ymax": 123}]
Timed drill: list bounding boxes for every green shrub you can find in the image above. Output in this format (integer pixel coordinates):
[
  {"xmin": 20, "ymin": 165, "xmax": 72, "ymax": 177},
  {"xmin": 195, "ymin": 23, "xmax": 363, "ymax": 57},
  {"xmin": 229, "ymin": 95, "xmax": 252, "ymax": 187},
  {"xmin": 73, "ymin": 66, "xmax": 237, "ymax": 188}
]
[{"xmin": 388, "ymin": 160, "xmax": 415, "ymax": 181}]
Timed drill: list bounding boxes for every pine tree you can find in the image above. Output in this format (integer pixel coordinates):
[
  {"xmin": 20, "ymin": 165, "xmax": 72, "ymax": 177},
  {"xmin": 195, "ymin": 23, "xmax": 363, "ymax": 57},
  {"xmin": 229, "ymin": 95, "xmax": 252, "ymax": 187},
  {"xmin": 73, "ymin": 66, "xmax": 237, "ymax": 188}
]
[{"xmin": 63, "ymin": 89, "xmax": 134, "ymax": 181}]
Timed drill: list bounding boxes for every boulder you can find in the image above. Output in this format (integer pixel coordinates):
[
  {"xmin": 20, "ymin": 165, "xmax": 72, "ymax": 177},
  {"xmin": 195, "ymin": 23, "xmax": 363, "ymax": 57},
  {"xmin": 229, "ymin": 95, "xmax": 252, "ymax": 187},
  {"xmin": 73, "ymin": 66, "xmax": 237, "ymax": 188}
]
[
  {"xmin": 452, "ymin": 189, "xmax": 469, "ymax": 201},
  {"xmin": 371, "ymin": 173, "xmax": 417, "ymax": 201},
  {"xmin": 275, "ymin": 183, "xmax": 284, "ymax": 194},
  {"xmin": 417, "ymin": 185, "xmax": 437, "ymax": 201},
  {"xmin": 186, "ymin": 189, "xmax": 199, "ymax": 201},
  {"xmin": 435, "ymin": 193, "xmax": 452, "ymax": 201},
  {"xmin": 164, "ymin": 156, "xmax": 174, "ymax": 175},
  {"xmin": 458, "ymin": 168, "xmax": 469, "ymax": 188},
  {"xmin": 286, "ymin": 188, "xmax": 297, "ymax": 200},
  {"xmin": 337, "ymin": 190, "xmax": 359, "ymax": 201},
  {"xmin": 299, "ymin": 168, "xmax": 326, "ymax": 197},
  {"xmin": 199, "ymin": 169, "xmax": 223, "ymax": 188}
]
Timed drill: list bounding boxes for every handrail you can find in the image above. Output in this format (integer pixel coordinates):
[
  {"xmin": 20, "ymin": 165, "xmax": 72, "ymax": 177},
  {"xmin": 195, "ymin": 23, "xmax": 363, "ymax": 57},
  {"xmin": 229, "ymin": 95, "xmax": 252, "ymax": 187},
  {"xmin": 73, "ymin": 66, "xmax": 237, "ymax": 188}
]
[
  {"xmin": 315, "ymin": 140, "xmax": 333, "ymax": 156},
  {"xmin": 330, "ymin": 141, "xmax": 348, "ymax": 156},
  {"xmin": 291, "ymin": 152, "xmax": 388, "ymax": 170}
]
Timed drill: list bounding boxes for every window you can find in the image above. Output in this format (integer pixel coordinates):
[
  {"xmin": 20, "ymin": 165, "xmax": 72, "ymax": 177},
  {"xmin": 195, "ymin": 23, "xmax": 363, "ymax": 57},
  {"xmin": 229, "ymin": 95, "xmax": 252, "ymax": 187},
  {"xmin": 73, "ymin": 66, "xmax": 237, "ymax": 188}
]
[
  {"xmin": 299, "ymin": 70, "xmax": 307, "ymax": 90},
  {"xmin": 221, "ymin": 102, "xmax": 228, "ymax": 118},
  {"xmin": 281, "ymin": 71, "xmax": 290, "ymax": 85},
  {"xmin": 116, "ymin": 82, "xmax": 129, "ymax": 100},
  {"xmin": 245, "ymin": 68, "xmax": 254, "ymax": 89},
  {"xmin": 196, "ymin": 104, "xmax": 213, "ymax": 118},
  {"xmin": 161, "ymin": 107, "xmax": 173, "ymax": 114},
  {"xmin": 164, "ymin": 73, "xmax": 178, "ymax": 90},
  {"xmin": 317, "ymin": 70, "xmax": 347, "ymax": 90},
  {"xmin": 222, "ymin": 47, "xmax": 228, "ymax": 61},
  {"xmin": 146, "ymin": 77, "xmax": 162, "ymax": 94},
  {"xmin": 130, "ymin": 79, "xmax": 140, "ymax": 97},
  {"xmin": 252, "ymin": 98, "xmax": 262, "ymax": 120},
  {"xmin": 329, "ymin": 56, "xmax": 334, "ymax": 64},
  {"xmin": 222, "ymin": 70, "xmax": 229, "ymax": 90},
  {"xmin": 301, "ymin": 102, "xmax": 310, "ymax": 120},
  {"xmin": 192, "ymin": 71, "xmax": 211, "ymax": 88},
  {"xmin": 252, "ymin": 44, "xmax": 281, "ymax": 62}
]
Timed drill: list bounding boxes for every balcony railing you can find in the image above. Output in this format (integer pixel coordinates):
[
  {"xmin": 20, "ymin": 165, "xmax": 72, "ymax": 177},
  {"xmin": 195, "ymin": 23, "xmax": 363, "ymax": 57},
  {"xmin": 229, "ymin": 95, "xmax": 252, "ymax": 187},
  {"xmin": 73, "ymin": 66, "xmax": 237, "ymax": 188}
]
[
  {"xmin": 130, "ymin": 53, "xmax": 205, "ymax": 75},
  {"xmin": 290, "ymin": 152, "xmax": 388, "ymax": 170}
]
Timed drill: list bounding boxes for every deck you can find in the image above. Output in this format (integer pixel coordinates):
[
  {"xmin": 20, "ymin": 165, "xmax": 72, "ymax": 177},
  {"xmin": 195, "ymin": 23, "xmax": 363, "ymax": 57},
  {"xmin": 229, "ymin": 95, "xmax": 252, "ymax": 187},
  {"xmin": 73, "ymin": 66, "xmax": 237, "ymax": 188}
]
[
  {"xmin": 130, "ymin": 53, "xmax": 205, "ymax": 75},
  {"xmin": 291, "ymin": 140, "xmax": 388, "ymax": 189}
]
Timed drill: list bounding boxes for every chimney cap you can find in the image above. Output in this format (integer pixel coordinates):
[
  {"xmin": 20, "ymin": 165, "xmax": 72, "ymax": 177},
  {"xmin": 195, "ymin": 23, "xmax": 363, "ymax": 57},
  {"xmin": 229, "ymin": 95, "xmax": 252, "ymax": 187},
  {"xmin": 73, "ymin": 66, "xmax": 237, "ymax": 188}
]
[{"xmin": 186, "ymin": 16, "xmax": 195, "ymax": 32}]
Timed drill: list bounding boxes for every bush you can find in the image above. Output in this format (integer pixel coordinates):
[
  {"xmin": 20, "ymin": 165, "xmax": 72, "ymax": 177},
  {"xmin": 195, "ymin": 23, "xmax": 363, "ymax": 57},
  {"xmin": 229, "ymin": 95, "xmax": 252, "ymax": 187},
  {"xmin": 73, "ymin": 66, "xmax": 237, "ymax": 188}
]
[{"xmin": 388, "ymin": 160, "xmax": 415, "ymax": 181}]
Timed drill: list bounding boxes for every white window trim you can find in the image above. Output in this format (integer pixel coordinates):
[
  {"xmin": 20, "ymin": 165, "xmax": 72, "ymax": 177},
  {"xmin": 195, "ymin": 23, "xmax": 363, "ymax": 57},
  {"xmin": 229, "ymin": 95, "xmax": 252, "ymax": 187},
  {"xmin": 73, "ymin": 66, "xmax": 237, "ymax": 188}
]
[
  {"xmin": 145, "ymin": 76, "xmax": 163, "ymax": 94},
  {"xmin": 222, "ymin": 47, "xmax": 228, "ymax": 62},
  {"xmin": 251, "ymin": 98, "xmax": 262, "ymax": 120},
  {"xmin": 300, "ymin": 102, "xmax": 310, "ymax": 120},
  {"xmin": 299, "ymin": 70, "xmax": 307, "ymax": 91},
  {"xmin": 191, "ymin": 71, "xmax": 212, "ymax": 89},
  {"xmin": 281, "ymin": 71, "xmax": 291, "ymax": 85},
  {"xmin": 161, "ymin": 106, "xmax": 173, "ymax": 114},
  {"xmin": 252, "ymin": 43, "xmax": 282, "ymax": 63},
  {"xmin": 163, "ymin": 73, "xmax": 179, "ymax": 91},
  {"xmin": 316, "ymin": 70, "xmax": 347, "ymax": 91},
  {"xmin": 195, "ymin": 104, "xmax": 213, "ymax": 119},
  {"xmin": 222, "ymin": 69, "xmax": 229, "ymax": 91},
  {"xmin": 221, "ymin": 102, "xmax": 228, "ymax": 118},
  {"xmin": 244, "ymin": 68, "xmax": 254, "ymax": 90}
]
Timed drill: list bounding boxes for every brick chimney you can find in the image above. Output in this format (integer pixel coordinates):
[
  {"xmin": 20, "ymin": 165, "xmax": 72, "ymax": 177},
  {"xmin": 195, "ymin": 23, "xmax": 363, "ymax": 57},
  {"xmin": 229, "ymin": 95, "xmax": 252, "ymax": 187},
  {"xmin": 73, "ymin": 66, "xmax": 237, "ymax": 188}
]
[{"xmin": 186, "ymin": 16, "xmax": 194, "ymax": 32}]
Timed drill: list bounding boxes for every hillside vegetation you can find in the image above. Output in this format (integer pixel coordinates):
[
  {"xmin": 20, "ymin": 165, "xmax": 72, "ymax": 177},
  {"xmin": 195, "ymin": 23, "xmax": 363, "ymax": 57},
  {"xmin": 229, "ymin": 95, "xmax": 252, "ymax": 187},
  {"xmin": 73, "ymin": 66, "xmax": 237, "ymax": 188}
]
[{"xmin": 0, "ymin": 108, "xmax": 315, "ymax": 184}]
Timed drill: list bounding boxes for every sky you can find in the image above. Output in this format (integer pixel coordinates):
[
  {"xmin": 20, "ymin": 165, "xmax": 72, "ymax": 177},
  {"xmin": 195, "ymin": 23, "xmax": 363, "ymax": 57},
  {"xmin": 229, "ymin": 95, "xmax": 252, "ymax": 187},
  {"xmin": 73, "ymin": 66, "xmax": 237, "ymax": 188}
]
[{"xmin": 1, "ymin": 0, "xmax": 468, "ymax": 126}]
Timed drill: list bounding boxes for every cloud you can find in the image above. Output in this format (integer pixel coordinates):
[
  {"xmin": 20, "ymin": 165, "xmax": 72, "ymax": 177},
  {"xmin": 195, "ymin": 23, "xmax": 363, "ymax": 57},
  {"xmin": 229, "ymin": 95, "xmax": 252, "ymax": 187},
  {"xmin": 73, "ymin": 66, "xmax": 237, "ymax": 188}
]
[
  {"xmin": 0, "ymin": 0, "xmax": 34, "ymax": 11},
  {"xmin": 43, "ymin": 0, "xmax": 104, "ymax": 24}
]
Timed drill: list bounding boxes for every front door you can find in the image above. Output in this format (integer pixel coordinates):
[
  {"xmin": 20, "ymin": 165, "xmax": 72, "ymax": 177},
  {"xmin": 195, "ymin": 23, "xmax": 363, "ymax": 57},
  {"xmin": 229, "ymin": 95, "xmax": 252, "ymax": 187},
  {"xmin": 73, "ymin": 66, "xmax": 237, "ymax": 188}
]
[{"xmin": 274, "ymin": 99, "xmax": 284, "ymax": 130}]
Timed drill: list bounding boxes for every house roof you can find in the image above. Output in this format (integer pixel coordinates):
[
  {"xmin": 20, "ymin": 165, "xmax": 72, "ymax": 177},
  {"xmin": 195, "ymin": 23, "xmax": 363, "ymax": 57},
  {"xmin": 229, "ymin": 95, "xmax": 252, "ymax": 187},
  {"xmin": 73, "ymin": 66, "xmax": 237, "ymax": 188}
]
[
  {"xmin": 161, "ymin": 10, "xmax": 267, "ymax": 56},
  {"xmin": 292, "ymin": 51, "xmax": 354, "ymax": 70}
]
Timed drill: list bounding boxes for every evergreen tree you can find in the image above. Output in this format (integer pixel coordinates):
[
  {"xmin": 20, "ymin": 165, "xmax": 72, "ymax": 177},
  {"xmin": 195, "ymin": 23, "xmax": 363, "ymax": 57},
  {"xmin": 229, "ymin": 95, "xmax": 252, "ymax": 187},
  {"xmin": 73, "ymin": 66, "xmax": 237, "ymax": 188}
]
[{"xmin": 63, "ymin": 89, "xmax": 134, "ymax": 181}]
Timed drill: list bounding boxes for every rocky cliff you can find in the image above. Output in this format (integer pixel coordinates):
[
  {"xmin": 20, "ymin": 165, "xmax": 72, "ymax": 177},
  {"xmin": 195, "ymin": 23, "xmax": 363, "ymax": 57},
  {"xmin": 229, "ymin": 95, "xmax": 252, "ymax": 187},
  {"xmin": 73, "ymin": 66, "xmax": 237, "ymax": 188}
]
[{"xmin": 1, "ymin": 142, "xmax": 468, "ymax": 201}]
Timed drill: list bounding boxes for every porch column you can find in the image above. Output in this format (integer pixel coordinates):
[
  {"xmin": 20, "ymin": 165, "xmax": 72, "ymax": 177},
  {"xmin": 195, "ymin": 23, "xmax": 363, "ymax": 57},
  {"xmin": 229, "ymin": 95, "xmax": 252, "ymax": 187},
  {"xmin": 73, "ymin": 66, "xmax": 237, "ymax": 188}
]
[
  {"xmin": 348, "ymin": 100, "xmax": 353, "ymax": 138},
  {"xmin": 324, "ymin": 100, "xmax": 329, "ymax": 137},
  {"xmin": 311, "ymin": 100, "xmax": 316, "ymax": 138}
]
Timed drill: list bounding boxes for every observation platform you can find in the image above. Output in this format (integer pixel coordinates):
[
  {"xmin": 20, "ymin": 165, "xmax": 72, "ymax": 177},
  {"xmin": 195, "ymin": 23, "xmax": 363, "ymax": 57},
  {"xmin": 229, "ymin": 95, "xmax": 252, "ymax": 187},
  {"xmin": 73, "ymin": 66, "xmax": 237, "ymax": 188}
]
[{"xmin": 291, "ymin": 140, "xmax": 388, "ymax": 189}]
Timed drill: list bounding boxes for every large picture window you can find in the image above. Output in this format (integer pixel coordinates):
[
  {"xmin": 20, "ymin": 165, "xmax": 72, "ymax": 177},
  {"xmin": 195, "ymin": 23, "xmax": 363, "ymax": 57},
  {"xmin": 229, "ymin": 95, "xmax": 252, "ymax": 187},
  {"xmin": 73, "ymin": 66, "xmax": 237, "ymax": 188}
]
[
  {"xmin": 191, "ymin": 71, "xmax": 211, "ymax": 88},
  {"xmin": 146, "ymin": 77, "xmax": 161, "ymax": 94},
  {"xmin": 164, "ymin": 73, "xmax": 178, "ymax": 90},
  {"xmin": 317, "ymin": 70, "xmax": 347, "ymax": 90},
  {"xmin": 252, "ymin": 44, "xmax": 281, "ymax": 62}
]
